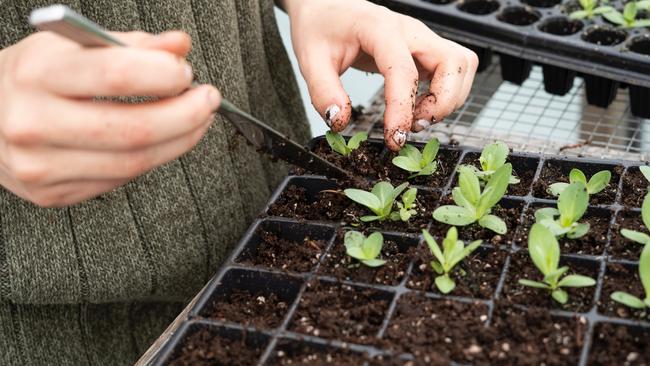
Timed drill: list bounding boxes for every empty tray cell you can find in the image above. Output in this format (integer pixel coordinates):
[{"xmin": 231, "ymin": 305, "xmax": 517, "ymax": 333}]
[
  {"xmin": 382, "ymin": 146, "xmax": 462, "ymax": 188},
  {"xmin": 266, "ymin": 176, "xmax": 347, "ymax": 221},
  {"xmin": 407, "ymin": 244, "xmax": 507, "ymax": 299},
  {"xmin": 456, "ymin": 152, "xmax": 540, "ymax": 196},
  {"xmin": 599, "ymin": 262, "xmax": 649, "ymax": 321},
  {"xmin": 588, "ymin": 323, "xmax": 650, "ymax": 365},
  {"xmin": 163, "ymin": 322, "xmax": 269, "ymax": 366},
  {"xmin": 235, "ymin": 219, "xmax": 334, "ymax": 273},
  {"xmin": 533, "ymin": 158, "xmax": 623, "ymax": 205},
  {"xmin": 538, "ymin": 16, "xmax": 583, "ymax": 35},
  {"xmin": 268, "ymin": 339, "xmax": 371, "ymax": 365},
  {"xmin": 610, "ymin": 209, "xmax": 646, "ymax": 261},
  {"xmin": 429, "ymin": 197, "xmax": 526, "ymax": 245},
  {"xmin": 383, "ymin": 293, "xmax": 489, "ymax": 364},
  {"xmin": 457, "ymin": 0, "xmax": 500, "ymax": 15},
  {"xmin": 581, "ymin": 25, "xmax": 628, "ymax": 46},
  {"xmin": 289, "ymin": 280, "xmax": 393, "ymax": 345},
  {"xmin": 309, "ymin": 137, "xmax": 385, "ymax": 178},
  {"xmin": 501, "ymin": 252, "xmax": 599, "ymax": 312},
  {"xmin": 621, "ymin": 165, "xmax": 650, "ymax": 208},
  {"xmin": 488, "ymin": 305, "xmax": 587, "ymax": 365},
  {"xmin": 499, "ymin": 53, "xmax": 532, "ymax": 85},
  {"xmin": 497, "ymin": 6, "xmax": 541, "ymax": 25},
  {"xmin": 515, "ymin": 203, "xmax": 613, "ymax": 256},
  {"xmin": 194, "ymin": 269, "xmax": 302, "ymax": 328},
  {"xmin": 318, "ymin": 230, "xmax": 419, "ymax": 286}
]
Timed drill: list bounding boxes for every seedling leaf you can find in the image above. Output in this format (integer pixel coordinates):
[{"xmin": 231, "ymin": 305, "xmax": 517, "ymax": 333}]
[
  {"xmin": 362, "ymin": 259, "xmax": 387, "ymax": 267},
  {"xmin": 640, "ymin": 166, "xmax": 650, "ymax": 182},
  {"xmin": 528, "ymin": 223, "xmax": 560, "ymax": 276},
  {"xmin": 423, "ymin": 228, "xmax": 481, "ymax": 294},
  {"xmin": 586, "ymin": 170, "xmax": 611, "ymax": 194},
  {"xmin": 432, "ymin": 205, "xmax": 476, "ymax": 226},
  {"xmin": 347, "ymin": 132, "xmax": 368, "ymax": 150},
  {"xmin": 392, "ymin": 156, "xmax": 422, "ymax": 172},
  {"xmin": 459, "ymin": 166, "xmax": 481, "ymax": 205},
  {"xmin": 548, "ymin": 182, "xmax": 569, "ymax": 196},
  {"xmin": 643, "ymin": 193, "xmax": 650, "ymax": 230},
  {"xmin": 344, "ymin": 231, "xmax": 386, "ymax": 267},
  {"xmin": 326, "ymin": 131, "xmax": 349, "ymax": 155},
  {"xmin": 345, "ymin": 189, "xmax": 381, "ymax": 212},
  {"xmin": 422, "ymin": 138, "xmax": 440, "ymax": 165},
  {"xmin": 552, "ymin": 289, "xmax": 568, "ymax": 304},
  {"xmin": 611, "ymin": 292, "xmax": 646, "ymax": 309},
  {"xmin": 518, "ymin": 279, "xmax": 550, "ymax": 289},
  {"xmin": 558, "ymin": 182, "xmax": 588, "ymax": 227},
  {"xmin": 478, "ymin": 214, "xmax": 507, "ymax": 234},
  {"xmin": 435, "ymin": 275, "xmax": 456, "ymax": 294},
  {"xmin": 567, "ymin": 222, "xmax": 590, "ymax": 239},
  {"xmin": 392, "ymin": 138, "xmax": 440, "ymax": 178},
  {"xmin": 477, "ymin": 163, "xmax": 512, "ymax": 216},
  {"xmin": 624, "ymin": 1, "xmax": 637, "ymax": 21},
  {"xmin": 621, "ymin": 229, "xmax": 650, "ymax": 245},
  {"xmin": 557, "ymin": 274, "xmax": 596, "ymax": 287},
  {"xmin": 480, "ymin": 141, "xmax": 509, "ymax": 172},
  {"xmin": 569, "ymin": 169, "xmax": 587, "ymax": 185},
  {"xmin": 640, "ymin": 244, "xmax": 650, "ymax": 298}
]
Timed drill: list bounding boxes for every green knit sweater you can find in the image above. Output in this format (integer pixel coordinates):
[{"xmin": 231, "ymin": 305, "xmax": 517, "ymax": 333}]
[{"xmin": 0, "ymin": 1, "xmax": 310, "ymax": 364}]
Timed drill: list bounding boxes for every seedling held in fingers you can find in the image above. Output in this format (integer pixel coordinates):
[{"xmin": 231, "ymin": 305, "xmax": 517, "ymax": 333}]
[
  {"xmin": 536, "ymin": 182, "xmax": 590, "ymax": 239},
  {"xmin": 325, "ymin": 131, "xmax": 368, "ymax": 156},
  {"xmin": 345, "ymin": 182, "xmax": 409, "ymax": 222},
  {"xmin": 390, "ymin": 187, "xmax": 418, "ymax": 222},
  {"xmin": 519, "ymin": 223, "xmax": 596, "ymax": 304},
  {"xmin": 432, "ymin": 163, "xmax": 512, "ymax": 234},
  {"xmin": 547, "ymin": 168, "xmax": 611, "ymax": 197},
  {"xmin": 344, "ymin": 231, "xmax": 386, "ymax": 267},
  {"xmin": 602, "ymin": 2, "xmax": 650, "ymax": 28},
  {"xmin": 461, "ymin": 141, "xmax": 520, "ymax": 185},
  {"xmin": 392, "ymin": 137, "xmax": 440, "ymax": 179},
  {"xmin": 570, "ymin": 0, "xmax": 614, "ymax": 19},
  {"xmin": 422, "ymin": 227, "xmax": 482, "ymax": 294},
  {"xmin": 611, "ymin": 243, "xmax": 650, "ymax": 309},
  {"xmin": 620, "ymin": 193, "xmax": 650, "ymax": 245}
]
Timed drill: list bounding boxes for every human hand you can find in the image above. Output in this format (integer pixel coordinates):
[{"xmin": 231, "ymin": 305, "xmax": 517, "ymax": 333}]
[
  {"xmin": 0, "ymin": 31, "xmax": 220, "ymax": 207},
  {"xmin": 284, "ymin": 0, "xmax": 478, "ymax": 150}
]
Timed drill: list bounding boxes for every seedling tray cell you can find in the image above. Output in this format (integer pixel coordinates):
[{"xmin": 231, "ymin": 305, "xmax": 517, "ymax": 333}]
[{"xmin": 153, "ymin": 137, "xmax": 650, "ymax": 365}]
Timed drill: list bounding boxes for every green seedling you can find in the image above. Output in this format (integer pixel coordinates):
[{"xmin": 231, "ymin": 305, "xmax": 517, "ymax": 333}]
[
  {"xmin": 422, "ymin": 227, "xmax": 482, "ymax": 294},
  {"xmin": 536, "ymin": 182, "xmax": 590, "ymax": 239},
  {"xmin": 390, "ymin": 187, "xmax": 418, "ymax": 222},
  {"xmin": 638, "ymin": 0, "xmax": 650, "ymax": 10},
  {"xmin": 547, "ymin": 168, "xmax": 611, "ymax": 197},
  {"xmin": 344, "ymin": 231, "xmax": 386, "ymax": 267},
  {"xmin": 392, "ymin": 138, "xmax": 440, "ymax": 179},
  {"xmin": 432, "ymin": 163, "xmax": 512, "ymax": 234},
  {"xmin": 345, "ymin": 182, "xmax": 409, "ymax": 222},
  {"xmin": 569, "ymin": 0, "xmax": 614, "ymax": 19},
  {"xmin": 611, "ymin": 244, "xmax": 650, "ymax": 309},
  {"xmin": 325, "ymin": 131, "xmax": 368, "ymax": 156},
  {"xmin": 640, "ymin": 166, "xmax": 650, "ymax": 183},
  {"xmin": 620, "ymin": 193, "xmax": 650, "ymax": 245},
  {"xmin": 602, "ymin": 2, "xmax": 650, "ymax": 28},
  {"xmin": 461, "ymin": 141, "xmax": 520, "ymax": 185},
  {"xmin": 519, "ymin": 223, "xmax": 596, "ymax": 304}
]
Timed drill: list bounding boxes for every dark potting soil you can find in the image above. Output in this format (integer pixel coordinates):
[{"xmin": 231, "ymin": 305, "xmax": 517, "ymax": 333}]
[
  {"xmin": 532, "ymin": 161, "xmax": 623, "ymax": 205},
  {"xmin": 267, "ymin": 185, "xmax": 352, "ymax": 222},
  {"xmin": 289, "ymin": 281, "xmax": 390, "ymax": 345},
  {"xmin": 203, "ymin": 289, "xmax": 288, "ymax": 329},
  {"xmin": 620, "ymin": 166, "xmax": 649, "ymax": 207},
  {"xmin": 501, "ymin": 252, "xmax": 597, "ymax": 312},
  {"xmin": 514, "ymin": 205, "xmax": 611, "ymax": 256},
  {"xmin": 610, "ymin": 210, "xmax": 647, "ymax": 261},
  {"xmin": 167, "ymin": 328, "xmax": 265, "ymax": 366},
  {"xmin": 239, "ymin": 230, "xmax": 326, "ymax": 273},
  {"xmin": 318, "ymin": 232, "xmax": 413, "ymax": 286},
  {"xmin": 312, "ymin": 139, "xmax": 385, "ymax": 178},
  {"xmin": 457, "ymin": 152, "xmax": 538, "ymax": 196},
  {"xmin": 588, "ymin": 322, "xmax": 650, "ymax": 366},
  {"xmin": 406, "ymin": 245, "xmax": 506, "ymax": 299},
  {"xmin": 428, "ymin": 196, "xmax": 524, "ymax": 245},
  {"xmin": 270, "ymin": 340, "xmax": 371, "ymax": 365},
  {"xmin": 381, "ymin": 149, "xmax": 461, "ymax": 189},
  {"xmin": 598, "ymin": 263, "xmax": 650, "ymax": 321}
]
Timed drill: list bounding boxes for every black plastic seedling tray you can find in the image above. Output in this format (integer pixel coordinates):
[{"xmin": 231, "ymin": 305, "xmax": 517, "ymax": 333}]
[
  {"xmin": 370, "ymin": 0, "xmax": 650, "ymax": 117},
  {"xmin": 153, "ymin": 137, "xmax": 649, "ymax": 365}
]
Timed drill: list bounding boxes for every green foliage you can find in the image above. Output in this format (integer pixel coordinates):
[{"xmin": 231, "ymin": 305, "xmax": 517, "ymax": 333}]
[
  {"xmin": 640, "ymin": 166, "xmax": 650, "ymax": 183},
  {"xmin": 547, "ymin": 168, "xmax": 611, "ymax": 197},
  {"xmin": 620, "ymin": 193, "xmax": 650, "ymax": 245},
  {"xmin": 344, "ymin": 231, "xmax": 386, "ymax": 267},
  {"xmin": 345, "ymin": 182, "xmax": 409, "ymax": 222},
  {"xmin": 325, "ymin": 131, "xmax": 367, "ymax": 156},
  {"xmin": 602, "ymin": 2, "xmax": 650, "ymax": 28},
  {"xmin": 536, "ymin": 182, "xmax": 590, "ymax": 239},
  {"xmin": 570, "ymin": 0, "xmax": 614, "ymax": 19},
  {"xmin": 432, "ymin": 164, "xmax": 512, "ymax": 234},
  {"xmin": 422, "ymin": 227, "xmax": 482, "ymax": 294},
  {"xmin": 461, "ymin": 141, "xmax": 520, "ymax": 185},
  {"xmin": 392, "ymin": 138, "xmax": 440, "ymax": 179},
  {"xmin": 611, "ymin": 243, "xmax": 650, "ymax": 309},
  {"xmin": 519, "ymin": 224, "xmax": 596, "ymax": 304},
  {"xmin": 390, "ymin": 188, "xmax": 418, "ymax": 222}
]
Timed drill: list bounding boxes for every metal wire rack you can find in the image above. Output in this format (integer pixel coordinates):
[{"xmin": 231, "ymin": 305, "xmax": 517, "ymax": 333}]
[{"xmin": 347, "ymin": 59, "xmax": 650, "ymax": 161}]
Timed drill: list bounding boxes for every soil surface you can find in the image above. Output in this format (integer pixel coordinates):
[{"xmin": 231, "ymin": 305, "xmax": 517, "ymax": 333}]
[
  {"xmin": 289, "ymin": 281, "xmax": 390, "ymax": 345},
  {"xmin": 588, "ymin": 322, "xmax": 650, "ymax": 366},
  {"xmin": 610, "ymin": 210, "xmax": 647, "ymax": 261},
  {"xmin": 318, "ymin": 232, "xmax": 415, "ymax": 286},
  {"xmin": 428, "ymin": 196, "xmax": 524, "ymax": 245},
  {"xmin": 457, "ymin": 153, "xmax": 538, "ymax": 196},
  {"xmin": 501, "ymin": 252, "xmax": 597, "ymax": 312},
  {"xmin": 168, "ymin": 328, "xmax": 265, "ymax": 366},
  {"xmin": 532, "ymin": 160, "xmax": 623, "ymax": 205},
  {"xmin": 270, "ymin": 340, "xmax": 371, "ymax": 365},
  {"xmin": 202, "ymin": 289, "xmax": 289, "ymax": 329},
  {"xmin": 620, "ymin": 166, "xmax": 649, "ymax": 207},
  {"xmin": 407, "ymin": 245, "xmax": 506, "ymax": 299},
  {"xmin": 267, "ymin": 185, "xmax": 352, "ymax": 222},
  {"xmin": 515, "ymin": 204, "xmax": 611, "ymax": 256},
  {"xmin": 312, "ymin": 139, "xmax": 385, "ymax": 178},
  {"xmin": 238, "ymin": 230, "xmax": 326, "ymax": 273},
  {"xmin": 599, "ymin": 263, "xmax": 650, "ymax": 321}
]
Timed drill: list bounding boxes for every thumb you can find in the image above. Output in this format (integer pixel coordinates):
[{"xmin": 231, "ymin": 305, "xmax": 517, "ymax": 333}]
[{"xmin": 115, "ymin": 31, "xmax": 192, "ymax": 58}]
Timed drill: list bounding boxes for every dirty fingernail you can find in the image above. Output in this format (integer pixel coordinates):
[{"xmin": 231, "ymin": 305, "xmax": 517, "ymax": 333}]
[
  {"xmin": 392, "ymin": 130, "xmax": 407, "ymax": 147},
  {"xmin": 324, "ymin": 104, "xmax": 340, "ymax": 128}
]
